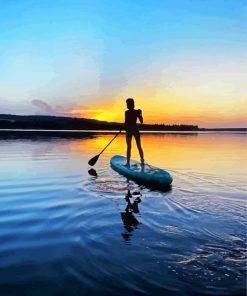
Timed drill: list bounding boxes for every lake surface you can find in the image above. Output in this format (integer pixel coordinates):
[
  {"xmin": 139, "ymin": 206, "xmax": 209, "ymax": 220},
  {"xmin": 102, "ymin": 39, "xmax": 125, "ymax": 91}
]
[{"xmin": 0, "ymin": 132, "xmax": 246, "ymax": 295}]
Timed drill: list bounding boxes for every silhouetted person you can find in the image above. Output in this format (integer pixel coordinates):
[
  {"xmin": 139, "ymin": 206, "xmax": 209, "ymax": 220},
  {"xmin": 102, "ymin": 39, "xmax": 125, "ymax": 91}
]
[{"xmin": 124, "ymin": 98, "xmax": 144, "ymax": 167}]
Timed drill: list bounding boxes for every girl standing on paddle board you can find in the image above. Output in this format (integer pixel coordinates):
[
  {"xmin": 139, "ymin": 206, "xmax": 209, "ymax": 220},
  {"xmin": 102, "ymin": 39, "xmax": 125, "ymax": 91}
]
[{"xmin": 124, "ymin": 98, "xmax": 144, "ymax": 167}]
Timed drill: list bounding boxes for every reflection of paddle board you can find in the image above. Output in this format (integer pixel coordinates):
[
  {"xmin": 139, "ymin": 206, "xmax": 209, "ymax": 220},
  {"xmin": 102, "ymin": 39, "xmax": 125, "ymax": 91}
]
[{"xmin": 110, "ymin": 155, "xmax": 173, "ymax": 189}]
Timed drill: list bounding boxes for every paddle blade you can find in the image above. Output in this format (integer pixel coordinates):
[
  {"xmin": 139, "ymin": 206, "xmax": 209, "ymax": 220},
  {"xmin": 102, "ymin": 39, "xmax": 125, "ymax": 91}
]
[{"xmin": 88, "ymin": 154, "xmax": 100, "ymax": 166}]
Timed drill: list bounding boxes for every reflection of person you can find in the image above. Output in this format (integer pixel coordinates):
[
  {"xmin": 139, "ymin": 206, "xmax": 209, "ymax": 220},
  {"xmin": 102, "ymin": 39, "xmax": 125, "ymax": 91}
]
[
  {"xmin": 124, "ymin": 98, "xmax": 144, "ymax": 167},
  {"xmin": 121, "ymin": 190, "xmax": 142, "ymax": 240},
  {"xmin": 124, "ymin": 190, "xmax": 141, "ymax": 214}
]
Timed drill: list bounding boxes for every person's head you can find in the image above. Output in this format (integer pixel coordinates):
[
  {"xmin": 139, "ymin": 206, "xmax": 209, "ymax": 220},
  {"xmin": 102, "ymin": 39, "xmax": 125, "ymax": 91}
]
[{"xmin": 126, "ymin": 98, "xmax": 135, "ymax": 110}]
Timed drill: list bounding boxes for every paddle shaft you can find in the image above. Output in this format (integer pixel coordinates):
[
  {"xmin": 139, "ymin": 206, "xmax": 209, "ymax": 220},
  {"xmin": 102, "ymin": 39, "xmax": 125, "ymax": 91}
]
[{"xmin": 98, "ymin": 130, "xmax": 122, "ymax": 156}]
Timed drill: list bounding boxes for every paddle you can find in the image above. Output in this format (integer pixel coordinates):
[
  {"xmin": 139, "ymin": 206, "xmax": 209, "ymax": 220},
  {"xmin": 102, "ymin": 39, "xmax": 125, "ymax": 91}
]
[{"xmin": 88, "ymin": 130, "xmax": 122, "ymax": 166}]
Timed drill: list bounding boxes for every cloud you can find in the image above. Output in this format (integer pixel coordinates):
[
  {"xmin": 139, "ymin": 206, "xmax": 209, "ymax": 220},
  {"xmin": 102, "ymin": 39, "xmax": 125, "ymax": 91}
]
[
  {"xmin": 31, "ymin": 99, "xmax": 103, "ymax": 118},
  {"xmin": 32, "ymin": 99, "xmax": 56, "ymax": 115}
]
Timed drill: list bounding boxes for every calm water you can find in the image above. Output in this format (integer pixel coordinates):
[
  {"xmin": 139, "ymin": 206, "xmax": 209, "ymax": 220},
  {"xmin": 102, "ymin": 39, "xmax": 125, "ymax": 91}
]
[{"xmin": 0, "ymin": 132, "xmax": 246, "ymax": 296}]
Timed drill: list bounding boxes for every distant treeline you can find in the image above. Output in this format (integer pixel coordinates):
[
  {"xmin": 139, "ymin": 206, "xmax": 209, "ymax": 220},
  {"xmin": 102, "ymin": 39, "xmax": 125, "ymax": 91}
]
[{"xmin": 0, "ymin": 114, "xmax": 200, "ymax": 131}]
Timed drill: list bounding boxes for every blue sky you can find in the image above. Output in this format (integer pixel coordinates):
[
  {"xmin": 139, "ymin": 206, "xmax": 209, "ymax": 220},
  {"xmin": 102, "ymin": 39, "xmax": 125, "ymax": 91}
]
[{"xmin": 0, "ymin": 0, "xmax": 246, "ymax": 126}]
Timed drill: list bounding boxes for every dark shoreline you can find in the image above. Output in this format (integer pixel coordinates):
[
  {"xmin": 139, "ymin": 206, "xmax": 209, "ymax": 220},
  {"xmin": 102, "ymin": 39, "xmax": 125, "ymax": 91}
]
[
  {"xmin": 0, "ymin": 114, "xmax": 199, "ymax": 131},
  {"xmin": 0, "ymin": 129, "xmax": 246, "ymax": 141},
  {"xmin": 0, "ymin": 114, "xmax": 246, "ymax": 135}
]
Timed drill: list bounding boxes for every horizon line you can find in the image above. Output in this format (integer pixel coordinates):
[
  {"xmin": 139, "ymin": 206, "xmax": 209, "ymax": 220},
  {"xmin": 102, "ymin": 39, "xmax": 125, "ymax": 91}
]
[{"xmin": 0, "ymin": 113, "xmax": 246, "ymax": 130}]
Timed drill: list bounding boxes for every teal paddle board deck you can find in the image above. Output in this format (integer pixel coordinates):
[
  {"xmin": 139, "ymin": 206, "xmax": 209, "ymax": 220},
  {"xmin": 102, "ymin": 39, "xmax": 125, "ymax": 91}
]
[{"xmin": 110, "ymin": 155, "xmax": 172, "ymax": 190}]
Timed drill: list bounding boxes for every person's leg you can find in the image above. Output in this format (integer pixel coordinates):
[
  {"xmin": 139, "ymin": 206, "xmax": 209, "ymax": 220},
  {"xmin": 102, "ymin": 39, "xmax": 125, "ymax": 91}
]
[
  {"xmin": 135, "ymin": 135, "xmax": 144, "ymax": 164},
  {"xmin": 126, "ymin": 134, "xmax": 132, "ymax": 166}
]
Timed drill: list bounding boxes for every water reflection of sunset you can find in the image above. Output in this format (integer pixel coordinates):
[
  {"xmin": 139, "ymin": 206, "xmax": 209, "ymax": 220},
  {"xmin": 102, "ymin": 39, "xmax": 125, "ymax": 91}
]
[{"xmin": 69, "ymin": 133, "xmax": 247, "ymax": 177}]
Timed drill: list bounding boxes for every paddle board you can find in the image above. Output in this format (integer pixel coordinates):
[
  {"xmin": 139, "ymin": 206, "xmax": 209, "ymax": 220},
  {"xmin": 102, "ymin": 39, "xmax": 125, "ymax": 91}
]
[{"xmin": 110, "ymin": 155, "xmax": 172, "ymax": 189}]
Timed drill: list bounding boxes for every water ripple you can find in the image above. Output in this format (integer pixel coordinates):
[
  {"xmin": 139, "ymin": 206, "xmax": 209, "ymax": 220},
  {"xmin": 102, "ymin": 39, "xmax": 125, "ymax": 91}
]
[{"xmin": 0, "ymin": 135, "xmax": 246, "ymax": 295}]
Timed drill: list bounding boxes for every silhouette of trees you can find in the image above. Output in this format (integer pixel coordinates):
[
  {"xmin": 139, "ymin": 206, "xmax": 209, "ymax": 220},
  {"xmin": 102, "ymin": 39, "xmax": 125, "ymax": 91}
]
[{"xmin": 0, "ymin": 114, "xmax": 200, "ymax": 131}]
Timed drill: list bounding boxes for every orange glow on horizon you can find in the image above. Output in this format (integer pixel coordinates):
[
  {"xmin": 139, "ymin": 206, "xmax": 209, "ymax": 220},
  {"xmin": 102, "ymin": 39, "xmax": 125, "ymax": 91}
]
[
  {"xmin": 68, "ymin": 66, "xmax": 247, "ymax": 128},
  {"xmin": 70, "ymin": 94, "xmax": 247, "ymax": 128}
]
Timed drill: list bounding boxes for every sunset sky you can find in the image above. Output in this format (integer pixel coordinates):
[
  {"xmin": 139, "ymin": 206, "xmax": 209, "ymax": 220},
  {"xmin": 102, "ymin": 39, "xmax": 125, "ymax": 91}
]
[{"xmin": 0, "ymin": 0, "xmax": 246, "ymax": 127}]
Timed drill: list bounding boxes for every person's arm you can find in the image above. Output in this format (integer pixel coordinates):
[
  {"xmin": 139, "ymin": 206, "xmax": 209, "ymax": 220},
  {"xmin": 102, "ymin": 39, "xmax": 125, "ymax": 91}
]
[{"xmin": 137, "ymin": 109, "xmax": 143, "ymax": 124}]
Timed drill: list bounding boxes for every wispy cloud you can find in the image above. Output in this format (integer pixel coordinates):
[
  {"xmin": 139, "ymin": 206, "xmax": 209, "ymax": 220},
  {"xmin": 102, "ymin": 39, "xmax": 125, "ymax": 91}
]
[
  {"xmin": 31, "ymin": 99, "xmax": 104, "ymax": 118},
  {"xmin": 32, "ymin": 99, "xmax": 56, "ymax": 115}
]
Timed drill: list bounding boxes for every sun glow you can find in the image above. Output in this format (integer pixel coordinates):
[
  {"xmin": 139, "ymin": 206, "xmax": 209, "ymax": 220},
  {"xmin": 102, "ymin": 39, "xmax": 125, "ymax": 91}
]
[{"xmin": 1, "ymin": 1, "xmax": 245, "ymax": 128}]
